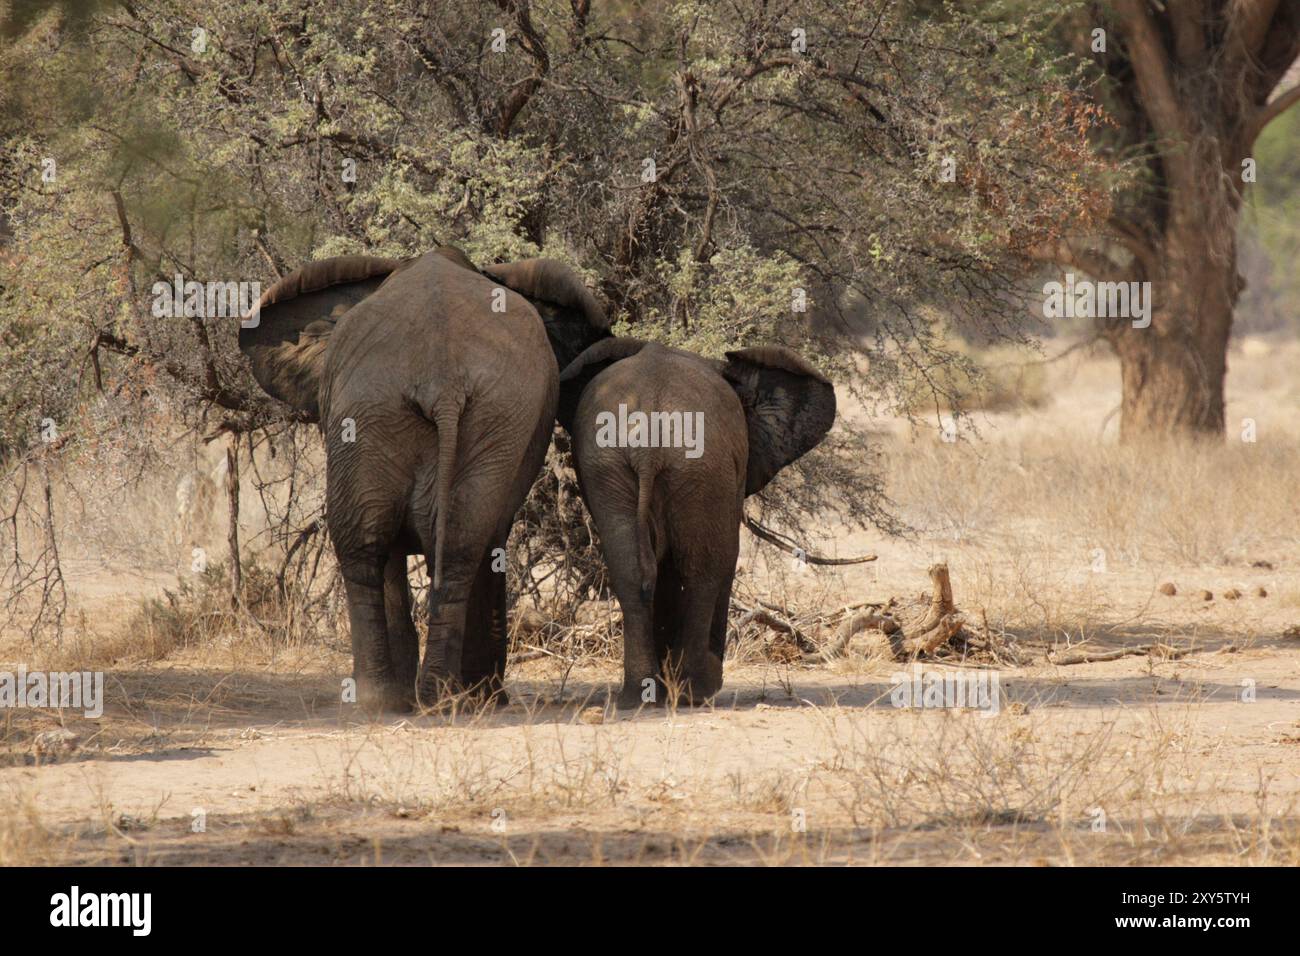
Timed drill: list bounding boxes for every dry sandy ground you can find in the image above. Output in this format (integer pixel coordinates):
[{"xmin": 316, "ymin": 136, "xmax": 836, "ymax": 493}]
[
  {"xmin": 2, "ymin": 338, "xmax": 1299, "ymax": 865},
  {"xmin": 3, "ymin": 643, "xmax": 1298, "ymax": 865}
]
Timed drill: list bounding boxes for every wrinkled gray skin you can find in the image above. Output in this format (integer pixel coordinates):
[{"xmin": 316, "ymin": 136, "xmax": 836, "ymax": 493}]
[
  {"xmin": 558, "ymin": 339, "xmax": 836, "ymax": 708},
  {"xmin": 239, "ymin": 248, "xmax": 608, "ymax": 711}
]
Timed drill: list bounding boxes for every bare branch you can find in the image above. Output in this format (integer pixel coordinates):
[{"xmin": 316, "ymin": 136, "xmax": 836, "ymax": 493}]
[
  {"xmin": 1245, "ymin": 80, "xmax": 1300, "ymax": 146},
  {"xmin": 743, "ymin": 513, "xmax": 877, "ymax": 566},
  {"xmin": 1112, "ymin": 0, "xmax": 1196, "ymax": 191}
]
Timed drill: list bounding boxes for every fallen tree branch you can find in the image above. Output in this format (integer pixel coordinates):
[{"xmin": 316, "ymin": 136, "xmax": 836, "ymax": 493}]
[
  {"xmin": 903, "ymin": 611, "xmax": 963, "ymax": 658},
  {"xmin": 900, "ymin": 564, "xmax": 962, "ymax": 658},
  {"xmin": 802, "ymin": 608, "xmax": 901, "ymax": 662},
  {"xmin": 731, "ymin": 602, "xmax": 817, "ymax": 650},
  {"xmin": 1049, "ymin": 643, "xmax": 1188, "ymax": 666},
  {"xmin": 800, "ymin": 563, "xmax": 966, "ymax": 663},
  {"xmin": 742, "ymin": 513, "xmax": 877, "ymax": 565}
]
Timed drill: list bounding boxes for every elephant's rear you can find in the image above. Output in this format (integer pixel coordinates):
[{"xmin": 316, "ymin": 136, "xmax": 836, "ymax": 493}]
[
  {"xmin": 237, "ymin": 247, "xmax": 612, "ymax": 710},
  {"xmin": 572, "ymin": 348, "xmax": 747, "ymax": 592},
  {"xmin": 321, "ymin": 251, "xmax": 557, "ymax": 571},
  {"xmin": 563, "ymin": 336, "xmax": 835, "ymax": 707}
]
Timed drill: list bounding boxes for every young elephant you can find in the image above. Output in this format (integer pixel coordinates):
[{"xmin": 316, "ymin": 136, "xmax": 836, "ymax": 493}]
[{"xmin": 558, "ymin": 339, "xmax": 835, "ymax": 708}]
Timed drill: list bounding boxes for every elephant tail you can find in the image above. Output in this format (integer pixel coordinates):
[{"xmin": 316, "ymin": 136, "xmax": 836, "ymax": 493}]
[
  {"xmin": 431, "ymin": 405, "xmax": 460, "ymax": 592},
  {"xmin": 635, "ymin": 465, "xmax": 657, "ymax": 604}
]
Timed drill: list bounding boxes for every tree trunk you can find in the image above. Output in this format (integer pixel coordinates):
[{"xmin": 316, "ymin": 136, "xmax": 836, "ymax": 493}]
[
  {"xmin": 1111, "ymin": 205, "xmax": 1239, "ymax": 442},
  {"xmin": 1113, "ymin": 297, "xmax": 1232, "ymax": 440},
  {"xmin": 1079, "ymin": 3, "xmax": 1300, "ymax": 442}
]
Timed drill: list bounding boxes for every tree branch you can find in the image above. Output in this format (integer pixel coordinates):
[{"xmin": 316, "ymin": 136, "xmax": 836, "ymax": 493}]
[
  {"xmin": 742, "ymin": 513, "xmax": 877, "ymax": 566},
  {"xmin": 1107, "ymin": 216, "xmax": 1159, "ymax": 279},
  {"xmin": 1245, "ymin": 81, "xmax": 1300, "ymax": 147},
  {"xmin": 1168, "ymin": 0, "xmax": 1208, "ymax": 67},
  {"xmin": 1227, "ymin": 0, "xmax": 1282, "ymax": 66},
  {"xmin": 1112, "ymin": 0, "xmax": 1196, "ymax": 192},
  {"xmin": 1026, "ymin": 236, "xmax": 1129, "ymax": 281},
  {"xmin": 493, "ymin": 0, "xmax": 550, "ymax": 138}
]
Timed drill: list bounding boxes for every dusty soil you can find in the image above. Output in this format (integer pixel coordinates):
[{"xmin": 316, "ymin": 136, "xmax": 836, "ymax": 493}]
[
  {"xmin": 2, "ymin": 339, "xmax": 1299, "ymax": 865},
  {"xmin": 5, "ymin": 550, "xmax": 1298, "ymax": 865}
]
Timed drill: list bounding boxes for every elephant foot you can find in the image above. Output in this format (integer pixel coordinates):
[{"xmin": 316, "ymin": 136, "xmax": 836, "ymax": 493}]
[
  {"xmin": 356, "ymin": 680, "xmax": 415, "ymax": 716},
  {"xmin": 616, "ymin": 678, "xmax": 663, "ymax": 710},
  {"xmin": 667, "ymin": 662, "xmax": 723, "ymax": 708},
  {"xmin": 459, "ymin": 665, "xmax": 510, "ymax": 706},
  {"xmin": 463, "ymin": 679, "xmax": 510, "ymax": 709},
  {"xmin": 416, "ymin": 675, "xmax": 509, "ymax": 714},
  {"xmin": 671, "ymin": 684, "xmax": 719, "ymax": 708},
  {"xmin": 415, "ymin": 675, "xmax": 458, "ymax": 712}
]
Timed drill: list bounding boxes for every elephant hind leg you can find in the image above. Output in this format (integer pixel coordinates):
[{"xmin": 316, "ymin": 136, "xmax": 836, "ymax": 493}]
[
  {"xmin": 461, "ymin": 395, "xmax": 553, "ymax": 706},
  {"xmin": 595, "ymin": 514, "xmax": 662, "ymax": 709},
  {"xmin": 664, "ymin": 580, "xmax": 726, "ymax": 707},
  {"xmin": 340, "ymin": 556, "xmax": 410, "ymax": 714},
  {"xmin": 329, "ymin": 462, "xmax": 410, "ymax": 713},
  {"xmin": 382, "ymin": 552, "xmax": 419, "ymax": 707},
  {"xmin": 652, "ymin": 555, "xmax": 682, "ymax": 675},
  {"xmin": 708, "ymin": 570, "xmax": 735, "ymax": 663},
  {"xmin": 617, "ymin": 597, "xmax": 659, "ymax": 710},
  {"xmin": 418, "ymin": 580, "xmax": 470, "ymax": 708},
  {"xmin": 459, "ymin": 542, "xmax": 509, "ymax": 706},
  {"xmin": 416, "ymin": 478, "xmax": 510, "ymax": 710},
  {"xmin": 652, "ymin": 558, "xmax": 727, "ymax": 706}
]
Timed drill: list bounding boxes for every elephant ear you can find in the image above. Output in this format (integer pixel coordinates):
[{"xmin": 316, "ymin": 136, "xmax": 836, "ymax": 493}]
[
  {"xmin": 239, "ymin": 255, "xmax": 403, "ymax": 421},
  {"xmin": 556, "ymin": 337, "xmax": 649, "ymax": 431},
  {"xmin": 721, "ymin": 346, "xmax": 836, "ymax": 496},
  {"xmin": 481, "ymin": 258, "xmax": 611, "ymax": 369}
]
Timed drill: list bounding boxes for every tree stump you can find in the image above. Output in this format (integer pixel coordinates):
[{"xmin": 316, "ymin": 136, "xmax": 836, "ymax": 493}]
[{"xmin": 900, "ymin": 563, "xmax": 962, "ymax": 659}]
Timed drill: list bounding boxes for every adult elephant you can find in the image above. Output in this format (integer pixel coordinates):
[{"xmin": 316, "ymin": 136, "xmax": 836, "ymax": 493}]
[
  {"xmin": 239, "ymin": 248, "xmax": 608, "ymax": 711},
  {"xmin": 557, "ymin": 338, "xmax": 835, "ymax": 708}
]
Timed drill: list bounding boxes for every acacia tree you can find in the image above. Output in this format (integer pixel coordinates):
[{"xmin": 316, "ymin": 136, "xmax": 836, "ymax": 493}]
[
  {"xmin": 1054, "ymin": 1, "xmax": 1300, "ymax": 439},
  {"xmin": 1, "ymin": 0, "xmax": 1113, "ymax": 632}
]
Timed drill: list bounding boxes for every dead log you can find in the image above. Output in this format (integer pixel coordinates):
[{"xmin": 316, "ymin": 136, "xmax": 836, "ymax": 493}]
[
  {"xmin": 1048, "ymin": 643, "xmax": 1188, "ymax": 666},
  {"xmin": 802, "ymin": 609, "xmax": 900, "ymax": 662},
  {"xmin": 896, "ymin": 564, "xmax": 962, "ymax": 659},
  {"xmin": 801, "ymin": 564, "xmax": 965, "ymax": 662},
  {"xmin": 910, "ymin": 564, "xmax": 955, "ymax": 633},
  {"xmin": 903, "ymin": 611, "xmax": 964, "ymax": 658},
  {"xmin": 732, "ymin": 602, "xmax": 817, "ymax": 651}
]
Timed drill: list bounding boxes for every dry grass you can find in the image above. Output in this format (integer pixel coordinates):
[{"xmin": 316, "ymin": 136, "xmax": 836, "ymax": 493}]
[
  {"xmin": 898, "ymin": 339, "xmax": 1051, "ymax": 414},
  {"xmin": 1, "ymin": 339, "xmax": 1299, "ymax": 865},
  {"xmin": 886, "ymin": 433, "xmax": 1300, "ymax": 568},
  {"xmin": 6, "ymin": 681, "xmax": 1298, "ymax": 865}
]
